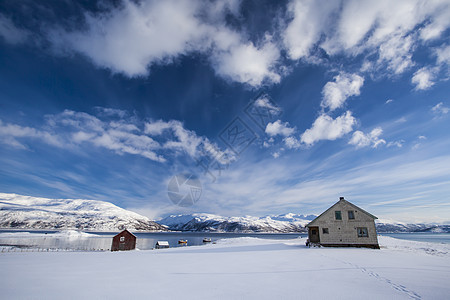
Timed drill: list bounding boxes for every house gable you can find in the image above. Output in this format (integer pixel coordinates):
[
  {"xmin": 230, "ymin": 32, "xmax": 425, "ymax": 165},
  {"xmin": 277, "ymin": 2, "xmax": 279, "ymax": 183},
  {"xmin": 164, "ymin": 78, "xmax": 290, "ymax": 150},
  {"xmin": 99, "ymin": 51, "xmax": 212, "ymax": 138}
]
[{"xmin": 307, "ymin": 198, "xmax": 377, "ymax": 227}]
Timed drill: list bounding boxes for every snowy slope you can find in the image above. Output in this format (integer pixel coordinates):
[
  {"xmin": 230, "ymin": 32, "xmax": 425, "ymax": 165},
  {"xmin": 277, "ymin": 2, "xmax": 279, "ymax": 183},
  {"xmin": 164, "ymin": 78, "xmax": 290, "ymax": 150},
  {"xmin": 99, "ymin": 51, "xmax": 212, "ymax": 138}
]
[
  {"xmin": 158, "ymin": 213, "xmax": 311, "ymax": 233},
  {"xmin": 0, "ymin": 193, "xmax": 167, "ymax": 231}
]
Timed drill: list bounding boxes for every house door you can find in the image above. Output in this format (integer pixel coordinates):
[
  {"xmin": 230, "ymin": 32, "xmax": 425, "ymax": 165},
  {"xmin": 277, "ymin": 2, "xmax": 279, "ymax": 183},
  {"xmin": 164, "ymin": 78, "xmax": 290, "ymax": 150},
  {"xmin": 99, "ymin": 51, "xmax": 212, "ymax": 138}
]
[{"xmin": 308, "ymin": 227, "xmax": 320, "ymax": 243}]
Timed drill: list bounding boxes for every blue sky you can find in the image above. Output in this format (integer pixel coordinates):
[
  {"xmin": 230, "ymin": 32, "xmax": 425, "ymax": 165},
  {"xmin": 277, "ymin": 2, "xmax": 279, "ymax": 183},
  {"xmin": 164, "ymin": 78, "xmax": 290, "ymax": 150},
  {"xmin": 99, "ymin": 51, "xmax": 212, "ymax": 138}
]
[{"xmin": 0, "ymin": 0, "xmax": 449, "ymax": 222}]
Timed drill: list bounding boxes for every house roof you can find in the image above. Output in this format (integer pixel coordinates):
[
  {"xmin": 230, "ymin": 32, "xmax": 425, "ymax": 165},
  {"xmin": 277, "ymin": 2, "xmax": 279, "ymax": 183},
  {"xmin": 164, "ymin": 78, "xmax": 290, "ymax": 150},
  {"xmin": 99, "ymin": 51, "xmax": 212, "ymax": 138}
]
[
  {"xmin": 113, "ymin": 229, "xmax": 136, "ymax": 238},
  {"xmin": 307, "ymin": 198, "xmax": 377, "ymax": 227},
  {"xmin": 156, "ymin": 241, "xmax": 169, "ymax": 245}
]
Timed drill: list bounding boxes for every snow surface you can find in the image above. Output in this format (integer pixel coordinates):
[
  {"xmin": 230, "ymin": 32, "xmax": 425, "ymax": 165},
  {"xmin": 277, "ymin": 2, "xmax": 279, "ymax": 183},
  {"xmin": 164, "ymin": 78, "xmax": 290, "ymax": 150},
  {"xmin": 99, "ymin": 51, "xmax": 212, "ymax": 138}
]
[{"xmin": 1, "ymin": 236, "xmax": 449, "ymax": 299}]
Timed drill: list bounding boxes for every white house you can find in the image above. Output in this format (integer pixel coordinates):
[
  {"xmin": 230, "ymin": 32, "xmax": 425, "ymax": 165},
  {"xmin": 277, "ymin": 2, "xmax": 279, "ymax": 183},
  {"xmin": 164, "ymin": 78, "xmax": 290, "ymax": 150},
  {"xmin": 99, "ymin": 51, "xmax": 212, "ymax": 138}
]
[{"xmin": 306, "ymin": 197, "xmax": 379, "ymax": 249}]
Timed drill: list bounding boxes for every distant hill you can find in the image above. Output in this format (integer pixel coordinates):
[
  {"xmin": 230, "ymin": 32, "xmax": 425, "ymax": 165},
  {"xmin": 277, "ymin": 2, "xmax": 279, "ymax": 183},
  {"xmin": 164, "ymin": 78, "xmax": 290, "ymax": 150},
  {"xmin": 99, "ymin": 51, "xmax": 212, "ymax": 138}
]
[
  {"xmin": 0, "ymin": 193, "xmax": 167, "ymax": 232},
  {"xmin": 158, "ymin": 213, "xmax": 312, "ymax": 233},
  {"xmin": 375, "ymin": 219, "xmax": 450, "ymax": 233}
]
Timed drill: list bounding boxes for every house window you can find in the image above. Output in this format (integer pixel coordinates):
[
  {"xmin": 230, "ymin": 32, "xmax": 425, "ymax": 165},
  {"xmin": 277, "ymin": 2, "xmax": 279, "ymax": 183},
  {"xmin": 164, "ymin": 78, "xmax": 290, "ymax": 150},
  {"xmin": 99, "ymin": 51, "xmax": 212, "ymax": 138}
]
[
  {"xmin": 311, "ymin": 229, "xmax": 317, "ymax": 235},
  {"xmin": 335, "ymin": 211, "xmax": 342, "ymax": 220},
  {"xmin": 322, "ymin": 228, "xmax": 329, "ymax": 234},
  {"xmin": 348, "ymin": 211, "xmax": 355, "ymax": 219},
  {"xmin": 357, "ymin": 227, "xmax": 368, "ymax": 237},
  {"xmin": 120, "ymin": 236, "xmax": 125, "ymax": 242}
]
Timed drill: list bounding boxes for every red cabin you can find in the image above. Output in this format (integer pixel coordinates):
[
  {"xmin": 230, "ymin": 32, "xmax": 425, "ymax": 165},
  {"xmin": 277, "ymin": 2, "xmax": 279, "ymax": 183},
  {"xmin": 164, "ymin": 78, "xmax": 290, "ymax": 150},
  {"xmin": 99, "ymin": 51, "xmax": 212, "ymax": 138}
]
[{"xmin": 111, "ymin": 229, "xmax": 136, "ymax": 251}]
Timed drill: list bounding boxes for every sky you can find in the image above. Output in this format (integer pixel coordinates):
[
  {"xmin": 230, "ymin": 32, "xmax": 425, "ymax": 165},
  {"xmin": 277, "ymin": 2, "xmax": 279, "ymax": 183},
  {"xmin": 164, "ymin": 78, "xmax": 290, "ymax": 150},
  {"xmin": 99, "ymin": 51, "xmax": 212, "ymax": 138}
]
[{"xmin": 0, "ymin": 0, "xmax": 449, "ymax": 223}]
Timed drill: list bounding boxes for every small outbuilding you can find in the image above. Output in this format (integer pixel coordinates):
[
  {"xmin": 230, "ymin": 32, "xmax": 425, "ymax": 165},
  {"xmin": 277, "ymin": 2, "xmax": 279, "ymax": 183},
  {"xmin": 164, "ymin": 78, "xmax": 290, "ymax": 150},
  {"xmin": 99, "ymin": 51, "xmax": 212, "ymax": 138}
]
[
  {"xmin": 111, "ymin": 229, "xmax": 136, "ymax": 251},
  {"xmin": 306, "ymin": 197, "xmax": 379, "ymax": 249},
  {"xmin": 155, "ymin": 241, "xmax": 170, "ymax": 249}
]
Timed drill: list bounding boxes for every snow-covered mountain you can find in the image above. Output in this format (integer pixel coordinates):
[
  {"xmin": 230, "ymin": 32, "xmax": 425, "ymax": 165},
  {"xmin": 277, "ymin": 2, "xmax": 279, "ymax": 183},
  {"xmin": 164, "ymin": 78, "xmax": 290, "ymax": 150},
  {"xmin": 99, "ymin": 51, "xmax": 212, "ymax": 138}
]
[
  {"xmin": 158, "ymin": 213, "xmax": 311, "ymax": 233},
  {"xmin": 0, "ymin": 193, "xmax": 167, "ymax": 231},
  {"xmin": 375, "ymin": 219, "xmax": 450, "ymax": 233},
  {"xmin": 158, "ymin": 213, "xmax": 450, "ymax": 233}
]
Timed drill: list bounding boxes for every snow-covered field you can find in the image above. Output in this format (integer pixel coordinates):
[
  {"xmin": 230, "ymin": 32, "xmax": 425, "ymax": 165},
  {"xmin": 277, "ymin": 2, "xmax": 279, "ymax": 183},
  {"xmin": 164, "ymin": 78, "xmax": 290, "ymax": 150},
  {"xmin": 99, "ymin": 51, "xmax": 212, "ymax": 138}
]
[{"xmin": 1, "ymin": 236, "xmax": 449, "ymax": 299}]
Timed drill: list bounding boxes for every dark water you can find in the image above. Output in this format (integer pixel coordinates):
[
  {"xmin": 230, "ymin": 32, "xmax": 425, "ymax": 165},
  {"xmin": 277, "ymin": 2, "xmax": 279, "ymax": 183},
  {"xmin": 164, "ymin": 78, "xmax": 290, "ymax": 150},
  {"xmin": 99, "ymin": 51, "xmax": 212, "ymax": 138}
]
[
  {"xmin": 0, "ymin": 230, "xmax": 305, "ymax": 251},
  {"xmin": 380, "ymin": 233, "xmax": 450, "ymax": 244}
]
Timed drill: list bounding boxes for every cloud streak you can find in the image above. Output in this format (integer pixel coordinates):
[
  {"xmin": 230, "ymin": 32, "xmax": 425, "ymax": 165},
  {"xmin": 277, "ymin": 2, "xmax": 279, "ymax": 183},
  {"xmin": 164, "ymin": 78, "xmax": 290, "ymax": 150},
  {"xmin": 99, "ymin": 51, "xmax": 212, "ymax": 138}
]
[
  {"xmin": 198, "ymin": 139, "xmax": 450, "ymax": 222},
  {"xmin": 0, "ymin": 109, "xmax": 232, "ymax": 164}
]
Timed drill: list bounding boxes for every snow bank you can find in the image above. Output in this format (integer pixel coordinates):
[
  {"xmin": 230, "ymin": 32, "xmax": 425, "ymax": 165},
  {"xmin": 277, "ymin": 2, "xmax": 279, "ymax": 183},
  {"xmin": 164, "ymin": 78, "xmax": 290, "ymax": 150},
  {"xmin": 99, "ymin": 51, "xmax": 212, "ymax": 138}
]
[{"xmin": 379, "ymin": 235, "xmax": 450, "ymax": 257}]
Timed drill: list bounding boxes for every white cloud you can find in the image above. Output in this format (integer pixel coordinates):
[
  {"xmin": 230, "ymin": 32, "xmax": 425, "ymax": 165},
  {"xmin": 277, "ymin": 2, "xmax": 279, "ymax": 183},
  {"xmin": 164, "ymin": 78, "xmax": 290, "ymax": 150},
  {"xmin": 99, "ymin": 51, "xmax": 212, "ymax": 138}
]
[
  {"xmin": 109, "ymin": 121, "xmax": 139, "ymax": 132},
  {"xmin": 300, "ymin": 111, "xmax": 356, "ymax": 146},
  {"xmin": 377, "ymin": 33, "xmax": 415, "ymax": 74},
  {"xmin": 272, "ymin": 151, "xmax": 281, "ymax": 159},
  {"xmin": 265, "ymin": 120, "xmax": 295, "ymax": 137},
  {"xmin": 211, "ymin": 36, "xmax": 281, "ymax": 86},
  {"xmin": 155, "ymin": 121, "xmax": 203, "ymax": 159},
  {"xmin": 284, "ymin": 0, "xmax": 450, "ymax": 77},
  {"xmin": 411, "ymin": 67, "xmax": 437, "ymax": 90},
  {"xmin": 95, "ymin": 107, "xmax": 128, "ymax": 118},
  {"xmin": 146, "ymin": 119, "xmax": 236, "ymax": 163},
  {"xmin": 52, "ymin": 0, "xmax": 207, "ymax": 77},
  {"xmin": 435, "ymin": 44, "xmax": 450, "ymax": 67},
  {"xmin": 419, "ymin": 2, "xmax": 450, "ymax": 41},
  {"xmin": 349, "ymin": 127, "xmax": 386, "ymax": 148},
  {"xmin": 387, "ymin": 140, "xmax": 405, "ymax": 148},
  {"xmin": 0, "ymin": 14, "xmax": 29, "ymax": 45},
  {"xmin": 254, "ymin": 96, "xmax": 282, "ymax": 115},
  {"xmin": 283, "ymin": 0, "xmax": 339, "ymax": 60},
  {"xmin": 144, "ymin": 120, "xmax": 174, "ymax": 136},
  {"xmin": 0, "ymin": 120, "xmax": 63, "ymax": 149},
  {"xmin": 431, "ymin": 102, "xmax": 449, "ymax": 116},
  {"xmin": 48, "ymin": 0, "xmax": 281, "ymax": 87},
  {"xmin": 394, "ymin": 117, "xmax": 407, "ymax": 124},
  {"xmin": 4, "ymin": 0, "xmax": 447, "ymax": 90},
  {"xmin": 283, "ymin": 136, "xmax": 301, "ymax": 149},
  {"xmin": 321, "ymin": 72, "xmax": 364, "ymax": 111}
]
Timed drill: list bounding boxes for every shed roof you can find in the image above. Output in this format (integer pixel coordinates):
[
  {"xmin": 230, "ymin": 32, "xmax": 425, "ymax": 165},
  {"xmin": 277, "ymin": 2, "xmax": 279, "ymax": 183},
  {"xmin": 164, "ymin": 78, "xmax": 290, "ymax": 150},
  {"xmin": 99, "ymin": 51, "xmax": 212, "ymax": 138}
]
[
  {"xmin": 307, "ymin": 198, "xmax": 377, "ymax": 227},
  {"xmin": 156, "ymin": 241, "xmax": 169, "ymax": 246},
  {"xmin": 113, "ymin": 229, "xmax": 136, "ymax": 238}
]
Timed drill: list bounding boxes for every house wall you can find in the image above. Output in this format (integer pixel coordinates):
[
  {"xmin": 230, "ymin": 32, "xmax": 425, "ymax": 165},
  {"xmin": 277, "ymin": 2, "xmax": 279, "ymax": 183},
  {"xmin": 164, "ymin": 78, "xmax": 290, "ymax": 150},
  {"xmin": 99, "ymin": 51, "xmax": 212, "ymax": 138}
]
[{"xmin": 311, "ymin": 201, "xmax": 379, "ymax": 247}]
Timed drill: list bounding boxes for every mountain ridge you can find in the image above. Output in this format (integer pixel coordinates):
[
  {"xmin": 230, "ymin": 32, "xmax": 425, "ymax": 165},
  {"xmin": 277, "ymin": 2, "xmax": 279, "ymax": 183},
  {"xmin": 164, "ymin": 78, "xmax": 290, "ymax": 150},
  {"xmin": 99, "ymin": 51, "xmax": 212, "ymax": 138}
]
[{"xmin": 0, "ymin": 193, "xmax": 167, "ymax": 231}]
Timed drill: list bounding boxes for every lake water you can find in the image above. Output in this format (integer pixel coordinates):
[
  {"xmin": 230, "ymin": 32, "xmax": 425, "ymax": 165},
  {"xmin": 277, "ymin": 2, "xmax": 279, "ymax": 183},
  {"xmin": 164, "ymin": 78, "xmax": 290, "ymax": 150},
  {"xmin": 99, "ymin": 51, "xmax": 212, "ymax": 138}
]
[
  {"xmin": 0, "ymin": 231, "xmax": 306, "ymax": 251},
  {"xmin": 1, "ymin": 231, "xmax": 449, "ymax": 251}
]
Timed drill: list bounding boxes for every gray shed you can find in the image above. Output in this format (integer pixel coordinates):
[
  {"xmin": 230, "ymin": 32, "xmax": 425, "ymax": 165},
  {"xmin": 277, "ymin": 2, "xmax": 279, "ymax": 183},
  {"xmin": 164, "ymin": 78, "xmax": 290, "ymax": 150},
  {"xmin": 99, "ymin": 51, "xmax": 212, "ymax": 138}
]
[{"xmin": 155, "ymin": 241, "xmax": 170, "ymax": 249}]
